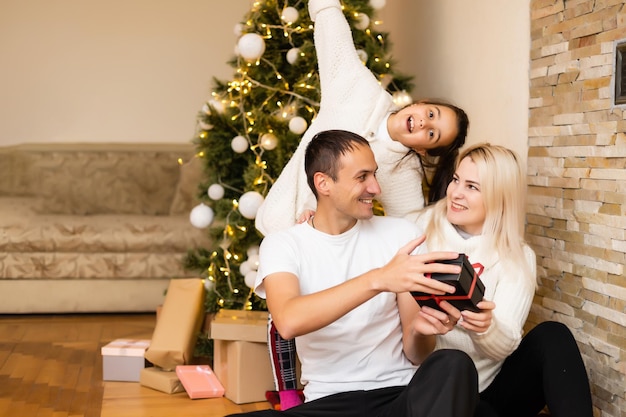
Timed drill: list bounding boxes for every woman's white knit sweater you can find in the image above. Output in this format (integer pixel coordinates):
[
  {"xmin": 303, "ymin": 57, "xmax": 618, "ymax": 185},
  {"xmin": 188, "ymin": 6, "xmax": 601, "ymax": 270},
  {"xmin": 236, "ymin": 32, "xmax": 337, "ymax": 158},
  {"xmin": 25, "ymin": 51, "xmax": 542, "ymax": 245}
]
[
  {"xmin": 255, "ymin": 0, "xmax": 424, "ymax": 236},
  {"xmin": 415, "ymin": 207, "xmax": 537, "ymax": 392}
]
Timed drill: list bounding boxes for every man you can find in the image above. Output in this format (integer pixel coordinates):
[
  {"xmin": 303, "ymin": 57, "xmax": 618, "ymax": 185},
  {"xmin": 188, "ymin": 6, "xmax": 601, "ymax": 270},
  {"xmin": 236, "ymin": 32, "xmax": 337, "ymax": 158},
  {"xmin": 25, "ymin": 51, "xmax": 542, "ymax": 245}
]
[{"xmin": 229, "ymin": 130, "xmax": 478, "ymax": 417}]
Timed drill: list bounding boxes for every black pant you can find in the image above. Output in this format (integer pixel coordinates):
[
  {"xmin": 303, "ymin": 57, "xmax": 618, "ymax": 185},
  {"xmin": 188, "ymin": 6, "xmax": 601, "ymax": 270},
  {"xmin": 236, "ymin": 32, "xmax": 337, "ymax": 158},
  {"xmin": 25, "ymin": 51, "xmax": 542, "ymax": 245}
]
[
  {"xmin": 226, "ymin": 349, "xmax": 479, "ymax": 417},
  {"xmin": 476, "ymin": 321, "xmax": 593, "ymax": 417}
]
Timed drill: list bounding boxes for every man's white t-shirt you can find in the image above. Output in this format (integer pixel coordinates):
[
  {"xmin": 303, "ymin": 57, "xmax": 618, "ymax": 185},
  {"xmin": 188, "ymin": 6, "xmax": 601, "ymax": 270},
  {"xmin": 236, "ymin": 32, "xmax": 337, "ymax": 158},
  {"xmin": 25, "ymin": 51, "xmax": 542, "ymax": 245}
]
[{"xmin": 255, "ymin": 216, "xmax": 425, "ymax": 401}]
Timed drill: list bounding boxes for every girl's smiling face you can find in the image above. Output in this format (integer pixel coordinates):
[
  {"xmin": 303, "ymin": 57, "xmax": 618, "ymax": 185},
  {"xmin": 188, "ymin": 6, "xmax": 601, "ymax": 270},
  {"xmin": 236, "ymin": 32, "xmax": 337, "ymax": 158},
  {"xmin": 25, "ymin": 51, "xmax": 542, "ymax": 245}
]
[{"xmin": 387, "ymin": 103, "xmax": 459, "ymax": 154}]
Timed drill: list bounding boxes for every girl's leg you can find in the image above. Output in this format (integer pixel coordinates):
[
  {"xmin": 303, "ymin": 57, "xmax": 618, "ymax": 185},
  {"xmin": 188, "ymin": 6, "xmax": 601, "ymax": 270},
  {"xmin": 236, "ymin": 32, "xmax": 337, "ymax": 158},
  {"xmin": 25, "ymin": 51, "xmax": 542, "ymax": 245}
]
[{"xmin": 481, "ymin": 321, "xmax": 592, "ymax": 417}]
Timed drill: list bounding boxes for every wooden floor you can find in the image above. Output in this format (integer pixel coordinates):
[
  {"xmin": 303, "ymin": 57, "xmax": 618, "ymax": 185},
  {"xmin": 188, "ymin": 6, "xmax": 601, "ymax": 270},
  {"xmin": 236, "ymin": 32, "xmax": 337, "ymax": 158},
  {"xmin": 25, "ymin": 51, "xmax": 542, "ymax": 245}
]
[{"xmin": 0, "ymin": 313, "xmax": 272, "ymax": 417}]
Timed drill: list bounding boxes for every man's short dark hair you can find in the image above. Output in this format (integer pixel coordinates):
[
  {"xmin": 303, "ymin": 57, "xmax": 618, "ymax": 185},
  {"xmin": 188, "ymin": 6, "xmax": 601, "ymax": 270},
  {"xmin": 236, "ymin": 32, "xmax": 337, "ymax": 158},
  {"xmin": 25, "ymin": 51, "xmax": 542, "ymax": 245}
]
[{"xmin": 304, "ymin": 130, "xmax": 370, "ymax": 197}]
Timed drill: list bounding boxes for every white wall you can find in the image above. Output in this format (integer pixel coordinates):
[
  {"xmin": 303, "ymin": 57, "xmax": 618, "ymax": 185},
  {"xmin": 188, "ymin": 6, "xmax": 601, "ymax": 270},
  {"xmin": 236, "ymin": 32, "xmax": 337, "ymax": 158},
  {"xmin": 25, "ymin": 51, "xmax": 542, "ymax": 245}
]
[
  {"xmin": 0, "ymin": 0, "xmax": 530, "ymax": 161},
  {"xmin": 0, "ymin": 0, "xmax": 251, "ymax": 146},
  {"xmin": 380, "ymin": 0, "xmax": 531, "ymax": 162}
]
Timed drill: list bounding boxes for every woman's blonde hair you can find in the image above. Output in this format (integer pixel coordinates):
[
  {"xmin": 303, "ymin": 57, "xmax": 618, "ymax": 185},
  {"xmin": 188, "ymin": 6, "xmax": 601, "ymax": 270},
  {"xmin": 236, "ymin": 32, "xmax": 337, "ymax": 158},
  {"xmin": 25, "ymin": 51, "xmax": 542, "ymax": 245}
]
[{"xmin": 426, "ymin": 143, "xmax": 528, "ymax": 269}]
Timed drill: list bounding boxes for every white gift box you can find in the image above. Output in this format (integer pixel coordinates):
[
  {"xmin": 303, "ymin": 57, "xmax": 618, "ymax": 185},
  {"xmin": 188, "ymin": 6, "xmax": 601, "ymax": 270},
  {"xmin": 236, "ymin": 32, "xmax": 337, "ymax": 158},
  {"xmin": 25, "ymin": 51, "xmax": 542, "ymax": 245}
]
[{"xmin": 101, "ymin": 339, "xmax": 151, "ymax": 382}]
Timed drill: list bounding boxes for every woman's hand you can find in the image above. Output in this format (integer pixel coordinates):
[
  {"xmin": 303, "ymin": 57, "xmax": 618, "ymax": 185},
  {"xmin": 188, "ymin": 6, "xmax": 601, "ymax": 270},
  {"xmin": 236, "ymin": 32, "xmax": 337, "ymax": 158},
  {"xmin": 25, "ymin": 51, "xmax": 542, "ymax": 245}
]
[
  {"xmin": 459, "ymin": 300, "xmax": 495, "ymax": 333},
  {"xmin": 414, "ymin": 301, "xmax": 461, "ymax": 336}
]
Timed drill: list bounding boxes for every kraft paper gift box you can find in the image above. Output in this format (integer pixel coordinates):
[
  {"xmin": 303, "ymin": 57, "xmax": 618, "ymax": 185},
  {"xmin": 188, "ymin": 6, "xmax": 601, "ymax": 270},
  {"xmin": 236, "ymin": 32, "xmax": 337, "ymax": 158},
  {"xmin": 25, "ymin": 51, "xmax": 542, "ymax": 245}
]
[
  {"xmin": 210, "ymin": 309, "xmax": 275, "ymax": 404},
  {"xmin": 140, "ymin": 366, "xmax": 185, "ymax": 394},
  {"xmin": 144, "ymin": 278, "xmax": 206, "ymax": 370},
  {"xmin": 176, "ymin": 364, "xmax": 225, "ymax": 399},
  {"xmin": 411, "ymin": 254, "xmax": 486, "ymax": 313},
  {"xmin": 101, "ymin": 339, "xmax": 151, "ymax": 382}
]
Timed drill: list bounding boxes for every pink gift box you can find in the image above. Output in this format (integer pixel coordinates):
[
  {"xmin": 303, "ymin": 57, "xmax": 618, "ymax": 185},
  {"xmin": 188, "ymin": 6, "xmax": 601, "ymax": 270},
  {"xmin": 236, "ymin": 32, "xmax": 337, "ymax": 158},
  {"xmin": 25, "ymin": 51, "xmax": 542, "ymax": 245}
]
[{"xmin": 175, "ymin": 365, "xmax": 225, "ymax": 399}]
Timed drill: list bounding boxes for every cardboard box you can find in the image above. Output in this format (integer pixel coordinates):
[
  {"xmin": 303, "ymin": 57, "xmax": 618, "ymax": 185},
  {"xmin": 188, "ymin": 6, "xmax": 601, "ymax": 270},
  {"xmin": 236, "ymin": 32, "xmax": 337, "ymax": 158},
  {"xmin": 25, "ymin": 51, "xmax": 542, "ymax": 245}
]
[
  {"xmin": 412, "ymin": 254, "xmax": 486, "ymax": 313},
  {"xmin": 101, "ymin": 339, "xmax": 151, "ymax": 382},
  {"xmin": 176, "ymin": 365, "xmax": 225, "ymax": 399},
  {"xmin": 210, "ymin": 309, "xmax": 269, "ymax": 342},
  {"xmin": 144, "ymin": 278, "xmax": 206, "ymax": 370},
  {"xmin": 210, "ymin": 309, "xmax": 275, "ymax": 404},
  {"xmin": 140, "ymin": 367, "xmax": 185, "ymax": 394}
]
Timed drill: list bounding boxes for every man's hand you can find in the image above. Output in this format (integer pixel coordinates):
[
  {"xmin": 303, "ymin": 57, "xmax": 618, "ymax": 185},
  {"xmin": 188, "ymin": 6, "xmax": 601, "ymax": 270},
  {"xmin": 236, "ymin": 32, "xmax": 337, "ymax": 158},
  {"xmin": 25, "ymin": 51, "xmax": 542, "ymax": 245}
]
[{"xmin": 373, "ymin": 237, "xmax": 460, "ymax": 295}]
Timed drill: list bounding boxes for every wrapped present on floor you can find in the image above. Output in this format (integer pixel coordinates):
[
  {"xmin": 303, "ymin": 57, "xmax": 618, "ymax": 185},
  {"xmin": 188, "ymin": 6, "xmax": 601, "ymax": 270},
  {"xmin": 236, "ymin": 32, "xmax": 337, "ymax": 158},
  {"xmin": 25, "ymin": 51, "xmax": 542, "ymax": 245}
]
[
  {"xmin": 140, "ymin": 366, "xmax": 185, "ymax": 394},
  {"xmin": 101, "ymin": 339, "xmax": 151, "ymax": 382},
  {"xmin": 176, "ymin": 364, "xmax": 225, "ymax": 399},
  {"xmin": 144, "ymin": 278, "xmax": 206, "ymax": 370},
  {"xmin": 210, "ymin": 309, "xmax": 275, "ymax": 404}
]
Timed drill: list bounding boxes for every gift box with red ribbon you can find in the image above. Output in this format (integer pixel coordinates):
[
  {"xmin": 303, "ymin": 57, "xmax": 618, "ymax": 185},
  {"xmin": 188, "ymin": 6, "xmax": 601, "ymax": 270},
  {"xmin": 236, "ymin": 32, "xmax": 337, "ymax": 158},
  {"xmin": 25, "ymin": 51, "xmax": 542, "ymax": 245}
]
[{"xmin": 411, "ymin": 254, "xmax": 485, "ymax": 313}]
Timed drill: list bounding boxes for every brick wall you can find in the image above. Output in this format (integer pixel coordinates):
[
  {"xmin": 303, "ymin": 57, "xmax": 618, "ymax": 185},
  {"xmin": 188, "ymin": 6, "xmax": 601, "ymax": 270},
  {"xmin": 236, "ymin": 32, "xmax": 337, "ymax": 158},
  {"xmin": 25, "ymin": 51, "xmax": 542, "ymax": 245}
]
[{"xmin": 527, "ymin": 1, "xmax": 626, "ymax": 416}]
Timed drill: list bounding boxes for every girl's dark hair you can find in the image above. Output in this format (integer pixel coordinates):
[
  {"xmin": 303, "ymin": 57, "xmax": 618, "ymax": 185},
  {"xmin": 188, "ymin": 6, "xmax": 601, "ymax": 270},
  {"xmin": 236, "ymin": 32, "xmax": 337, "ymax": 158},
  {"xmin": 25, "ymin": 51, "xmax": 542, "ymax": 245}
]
[{"xmin": 417, "ymin": 100, "xmax": 469, "ymax": 204}]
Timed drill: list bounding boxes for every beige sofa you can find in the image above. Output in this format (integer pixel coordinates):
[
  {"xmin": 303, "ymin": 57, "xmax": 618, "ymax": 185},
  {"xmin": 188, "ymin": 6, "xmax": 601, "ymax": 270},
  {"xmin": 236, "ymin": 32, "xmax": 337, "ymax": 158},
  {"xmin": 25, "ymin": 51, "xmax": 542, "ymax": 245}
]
[{"xmin": 0, "ymin": 143, "xmax": 211, "ymax": 313}]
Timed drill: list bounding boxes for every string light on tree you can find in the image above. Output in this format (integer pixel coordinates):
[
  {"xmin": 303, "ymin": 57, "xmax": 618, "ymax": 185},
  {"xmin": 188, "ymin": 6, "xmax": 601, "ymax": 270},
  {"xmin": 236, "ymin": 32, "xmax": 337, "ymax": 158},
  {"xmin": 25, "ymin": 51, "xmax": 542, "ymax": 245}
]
[{"xmin": 185, "ymin": 0, "xmax": 413, "ymax": 321}]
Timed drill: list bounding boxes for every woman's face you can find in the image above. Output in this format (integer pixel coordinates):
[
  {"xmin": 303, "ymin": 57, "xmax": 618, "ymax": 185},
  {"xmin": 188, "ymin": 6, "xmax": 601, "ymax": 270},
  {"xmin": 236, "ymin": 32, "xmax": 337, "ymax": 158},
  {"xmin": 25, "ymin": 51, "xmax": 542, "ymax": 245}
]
[
  {"xmin": 387, "ymin": 103, "xmax": 458, "ymax": 153},
  {"xmin": 446, "ymin": 156, "xmax": 486, "ymax": 235}
]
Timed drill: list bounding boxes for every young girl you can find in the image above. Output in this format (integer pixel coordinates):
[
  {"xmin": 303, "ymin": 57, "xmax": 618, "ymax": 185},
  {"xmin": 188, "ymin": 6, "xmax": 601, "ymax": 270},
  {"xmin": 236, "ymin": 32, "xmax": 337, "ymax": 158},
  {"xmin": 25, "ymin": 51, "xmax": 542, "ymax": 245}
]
[
  {"xmin": 416, "ymin": 143, "xmax": 593, "ymax": 417},
  {"xmin": 255, "ymin": 0, "xmax": 469, "ymax": 237}
]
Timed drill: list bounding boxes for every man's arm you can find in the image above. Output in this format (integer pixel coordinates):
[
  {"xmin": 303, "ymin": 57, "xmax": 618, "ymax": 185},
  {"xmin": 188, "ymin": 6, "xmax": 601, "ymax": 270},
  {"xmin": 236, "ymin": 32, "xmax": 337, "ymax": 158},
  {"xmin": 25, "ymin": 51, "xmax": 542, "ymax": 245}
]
[{"xmin": 265, "ymin": 238, "xmax": 461, "ymax": 340}]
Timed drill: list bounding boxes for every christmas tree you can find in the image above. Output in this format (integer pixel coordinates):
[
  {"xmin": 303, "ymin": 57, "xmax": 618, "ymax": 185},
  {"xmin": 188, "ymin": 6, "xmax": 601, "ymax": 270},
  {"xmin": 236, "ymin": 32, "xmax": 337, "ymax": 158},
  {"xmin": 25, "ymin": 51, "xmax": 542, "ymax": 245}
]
[{"xmin": 184, "ymin": 0, "xmax": 413, "ymax": 319}]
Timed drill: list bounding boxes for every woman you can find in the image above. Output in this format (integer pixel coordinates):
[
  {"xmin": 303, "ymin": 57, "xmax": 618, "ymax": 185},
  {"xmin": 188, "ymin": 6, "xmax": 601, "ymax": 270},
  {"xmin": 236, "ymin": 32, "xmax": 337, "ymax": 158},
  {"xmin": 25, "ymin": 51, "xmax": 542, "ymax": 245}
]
[
  {"xmin": 416, "ymin": 143, "xmax": 593, "ymax": 417},
  {"xmin": 255, "ymin": 0, "xmax": 469, "ymax": 237}
]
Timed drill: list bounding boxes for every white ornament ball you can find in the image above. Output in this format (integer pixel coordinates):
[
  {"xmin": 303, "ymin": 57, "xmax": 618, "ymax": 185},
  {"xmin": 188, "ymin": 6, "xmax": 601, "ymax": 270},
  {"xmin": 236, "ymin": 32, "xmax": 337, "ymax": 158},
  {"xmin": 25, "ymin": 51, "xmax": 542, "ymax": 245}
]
[
  {"xmin": 204, "ymin": 279, "xmax": 215, "ymax": 291},
  {"xmin": 247, "ymin": 245, "xmax": 260, "ymax": 257},
  {"xmin": 244, "ymin": 270, "xmax": 258, "ymax": 289},
  {"xmin": 355, "ymin": 13, "xmax": 370, "ymax": 30},
  {"xmin": 207, "ymin": 184, "xmax": 225, "ymax": 200},
  {"xmin": 247, "ymin": 253, "xmax": 260, "ymax": 270},
  {"xmin": 189, "ymin": 203, "xmax": 214, "ymax": 228},
  {"xmin": 260, "ymin": 133, "xmax": 278, "ymax": 151},
  {"xmin": 238, "ymin": 191, "xmax": 264, "ymax": 219},
  {"xmin": 286, "ymin": 47, "xmax": 301, "ymax": 65},
  {"xmin": 238, "ymin": 33, "xmax": 266, "ymax": 61},
  {"xmin": 356, "ymin": 49, "xmax": 368, "ymax": 64},
  {"xmin": 209, "ymin": 99, "xmax": 224, "ymax": 114},
  {"xmin": 369, "ymin": 0, "xmax": 386, "ymax": 9},
  {"xmin": 231, "ymin": 135, "xmax": 249, "ymax": 153},
  {"xmin": 289, "ymin": 116, "xmax": 308, "ymax": 134},
  {"xmin": 239, "ymin": 260, "xmax": 252, "ymax": 276},
  {"xmin": 199, "ymin": 120, "xmax": 213, "ymax": 131},
  {"xmin": 281, "ymin": 7, "xmax": 299, "ymax": 24},
  {"xmin": 201, "ymin": 103, "xmax": 211, "ymax": 114},
  {"xmin": 233, "ymin": 23, "xmax": 244, "ymax": 37},
  {"xmin": 393, "ymin": 90, "xmax": 414, "ymax": 108}
]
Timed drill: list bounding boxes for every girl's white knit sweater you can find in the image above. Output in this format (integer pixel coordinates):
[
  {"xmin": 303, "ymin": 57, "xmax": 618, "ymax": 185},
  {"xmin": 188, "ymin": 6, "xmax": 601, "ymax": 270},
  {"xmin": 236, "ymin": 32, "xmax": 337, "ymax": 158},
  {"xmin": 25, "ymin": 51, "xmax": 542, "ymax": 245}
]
[{"xmin": 255, "ymin": 0, "xmax": 425, "ymax": 237}]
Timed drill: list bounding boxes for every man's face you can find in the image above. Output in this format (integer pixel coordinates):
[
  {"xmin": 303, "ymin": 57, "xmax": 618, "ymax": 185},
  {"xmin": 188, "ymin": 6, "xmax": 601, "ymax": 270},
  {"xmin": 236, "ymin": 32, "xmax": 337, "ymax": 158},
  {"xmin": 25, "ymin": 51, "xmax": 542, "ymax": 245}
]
[{"xmin": 327, "ymin": 144, "xmax": 381, "ymax": 221}]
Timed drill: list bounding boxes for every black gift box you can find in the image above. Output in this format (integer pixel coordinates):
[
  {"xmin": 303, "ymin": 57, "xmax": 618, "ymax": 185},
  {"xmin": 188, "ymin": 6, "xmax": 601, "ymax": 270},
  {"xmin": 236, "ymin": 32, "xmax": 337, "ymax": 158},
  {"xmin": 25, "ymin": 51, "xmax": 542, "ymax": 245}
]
[{"xmin": 411, "ymin": 254, "xmax": 485, "ymax": 313}]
